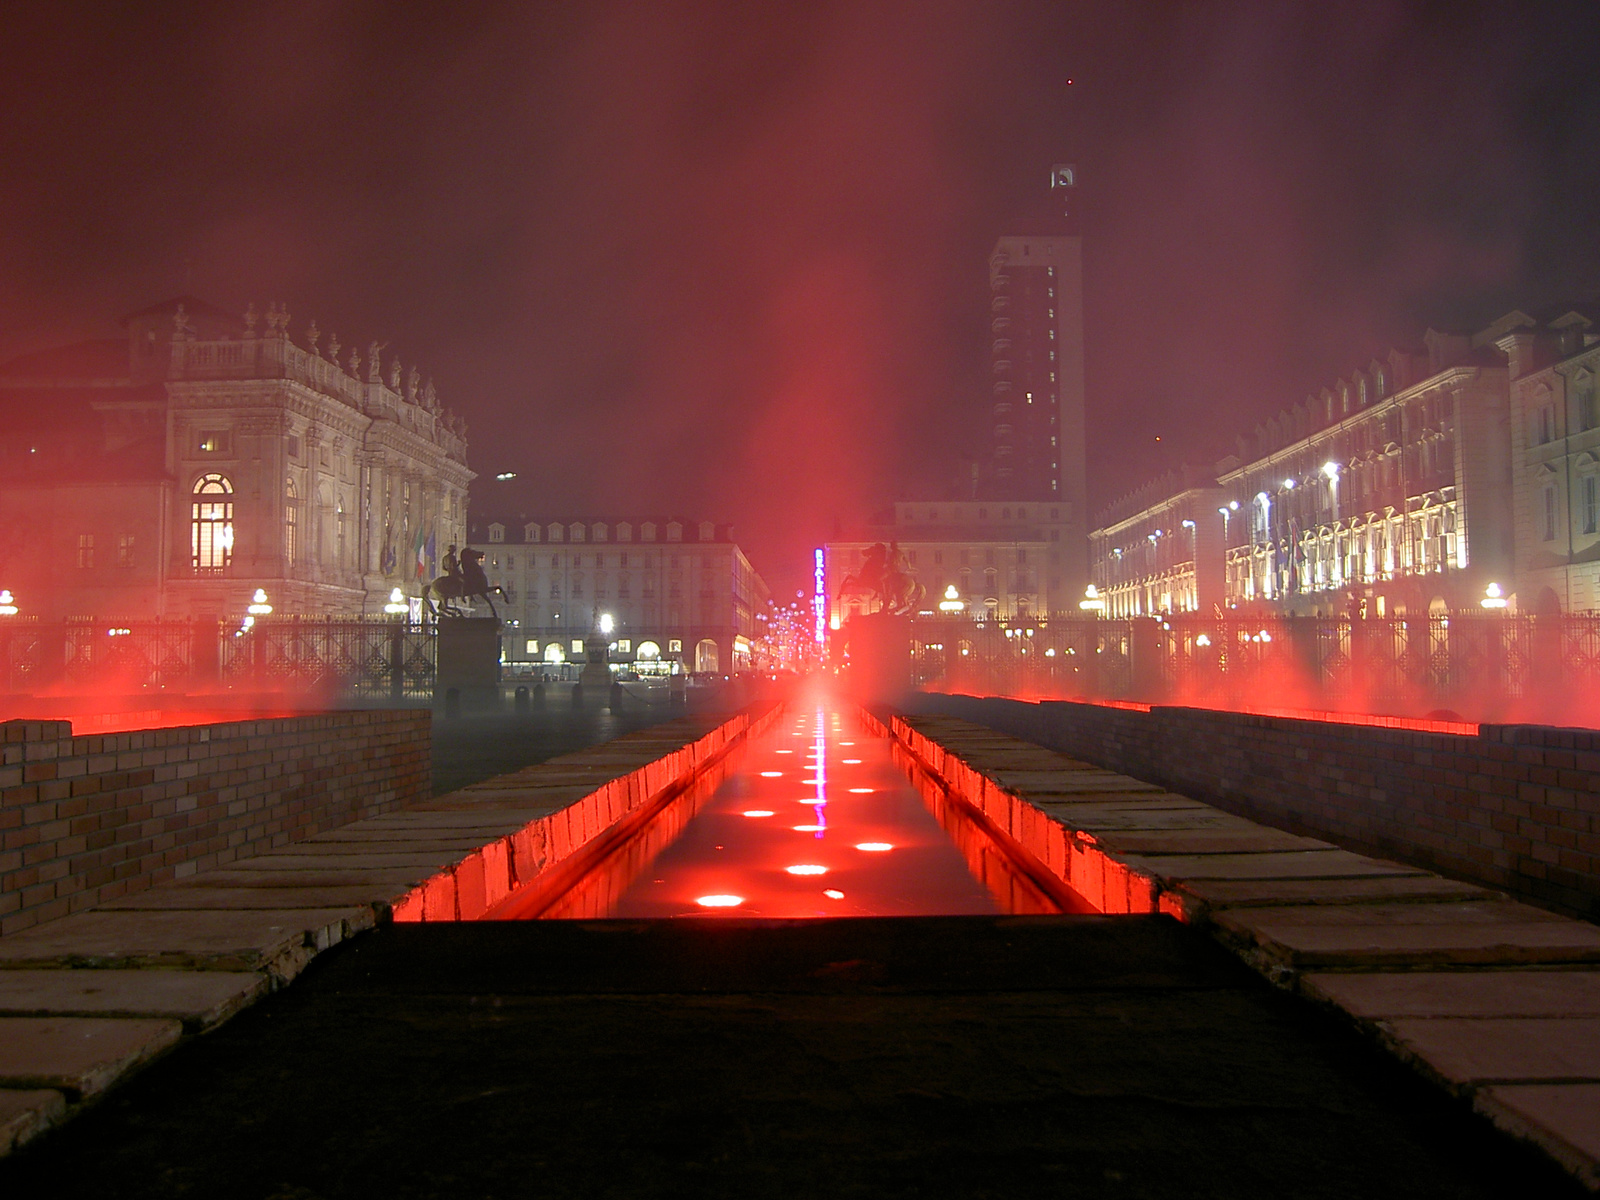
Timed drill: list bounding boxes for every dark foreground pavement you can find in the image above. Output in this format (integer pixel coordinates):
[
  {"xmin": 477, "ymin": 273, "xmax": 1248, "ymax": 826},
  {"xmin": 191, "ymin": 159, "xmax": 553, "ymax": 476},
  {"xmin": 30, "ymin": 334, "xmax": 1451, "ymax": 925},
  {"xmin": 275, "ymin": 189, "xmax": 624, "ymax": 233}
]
[{"xmin": 0, "ymin": 915, "xmax": 1579, "ymax": 1199}]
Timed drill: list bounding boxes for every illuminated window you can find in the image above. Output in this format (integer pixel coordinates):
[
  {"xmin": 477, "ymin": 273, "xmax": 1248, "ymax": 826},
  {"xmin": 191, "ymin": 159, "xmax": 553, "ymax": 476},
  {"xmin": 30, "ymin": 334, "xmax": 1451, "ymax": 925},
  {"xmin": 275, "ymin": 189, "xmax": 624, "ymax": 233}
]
[
  {"xmin": 570, "ymin": 639, "xmax": 583, "ymax": 654},
  {"xmin": 116, "ymin": 534, "xmax": 134, "ymax": 568},
  {"xmin": 668, "ymin": 639, "xmax": 682, "ymax": 653},
  {"xmin": 525, "ymin": 639, "xmax": 538, "ymax": 654},
  {"xmin": 77, "ymin": 533, "xmax": 94, "ymax": 569},
  {"xmin": 616, "ymin": 639, "xmax": 631, "ymax": 654},
  {"xmin": 191, "ymin": 473, "xmax": 234, "ymax": 573},
  {"xmin": 197, "ymin": 430, "xmax": 232, "ymax": 454},
  {"xmin": 285, "ymin": 479, "xmax": 299, "ymax": 563}
]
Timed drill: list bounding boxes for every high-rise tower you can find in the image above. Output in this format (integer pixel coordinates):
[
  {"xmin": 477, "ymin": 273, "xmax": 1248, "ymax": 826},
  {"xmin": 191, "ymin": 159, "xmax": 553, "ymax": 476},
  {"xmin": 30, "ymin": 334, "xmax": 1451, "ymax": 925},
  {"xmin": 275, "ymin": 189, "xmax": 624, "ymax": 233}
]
[{"xmin": 985, "ymin": 165, "xmax": 1088, "ymax": 598}]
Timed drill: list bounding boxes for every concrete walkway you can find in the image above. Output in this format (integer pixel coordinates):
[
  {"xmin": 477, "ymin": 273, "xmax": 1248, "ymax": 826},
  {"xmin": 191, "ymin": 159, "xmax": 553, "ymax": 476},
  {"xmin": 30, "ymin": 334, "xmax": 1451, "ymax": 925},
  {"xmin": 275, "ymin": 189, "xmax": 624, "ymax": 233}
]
[
  {"xmin": 890, "ymin": 712, "xmax": 1600, "ymax": 1191},
  {"xmin": 0, "ymin": 710, "xmax": 753, "ymax": 1155}
]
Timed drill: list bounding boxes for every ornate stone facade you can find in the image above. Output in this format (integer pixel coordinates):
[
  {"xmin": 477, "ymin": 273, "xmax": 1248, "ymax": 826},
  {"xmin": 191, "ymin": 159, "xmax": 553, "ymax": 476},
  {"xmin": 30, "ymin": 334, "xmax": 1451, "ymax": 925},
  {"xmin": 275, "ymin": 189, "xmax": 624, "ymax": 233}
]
[
  {"xmin": 0, "ymin": 297, "xmax": 472, "ymax": 620},
  {"xmin": 1090, "ymin": 316, "xmax": 1517, "ymax": 618}
]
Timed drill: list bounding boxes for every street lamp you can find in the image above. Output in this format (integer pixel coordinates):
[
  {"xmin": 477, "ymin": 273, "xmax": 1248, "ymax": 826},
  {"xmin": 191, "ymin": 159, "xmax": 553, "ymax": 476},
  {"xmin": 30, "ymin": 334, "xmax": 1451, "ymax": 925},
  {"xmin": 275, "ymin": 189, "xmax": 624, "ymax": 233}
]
[
  {"xmin": 0, "ymin": 589, "xmax": 16, "ymax": 617},
  {"xmin": 1079, "ymin": 584, "xmax": 1106, "ymax": 613},
  {"xmin": 1481, "ymin": 582, "xmax": 1509, "ymax": 610},
  {"xmin": 938, "ymin": 585, "xmax": 965, "ymax": 614},
  {"xmin": 384, "ymin": 587, "xmax": 409, "ymax": 615}
]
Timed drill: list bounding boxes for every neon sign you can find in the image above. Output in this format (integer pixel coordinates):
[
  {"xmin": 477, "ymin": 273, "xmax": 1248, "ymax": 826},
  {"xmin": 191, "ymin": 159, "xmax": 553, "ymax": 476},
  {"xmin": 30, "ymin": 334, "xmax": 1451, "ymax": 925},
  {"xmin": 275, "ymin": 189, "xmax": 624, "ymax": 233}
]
[{"xmin": 813, "ymin": 548, "xmax": 826, "ymax": 646}]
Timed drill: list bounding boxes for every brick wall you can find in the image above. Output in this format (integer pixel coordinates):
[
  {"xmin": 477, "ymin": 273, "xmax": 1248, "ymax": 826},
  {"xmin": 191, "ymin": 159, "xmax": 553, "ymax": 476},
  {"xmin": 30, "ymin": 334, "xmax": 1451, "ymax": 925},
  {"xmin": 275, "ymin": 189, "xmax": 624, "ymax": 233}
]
[
  {"xmin": 910, "ymin": 694, "xmax": 1600, "ymax": 921},
  {"xmin": 1, "ymin": 710, "xmax": 431, "ymax": 935}
]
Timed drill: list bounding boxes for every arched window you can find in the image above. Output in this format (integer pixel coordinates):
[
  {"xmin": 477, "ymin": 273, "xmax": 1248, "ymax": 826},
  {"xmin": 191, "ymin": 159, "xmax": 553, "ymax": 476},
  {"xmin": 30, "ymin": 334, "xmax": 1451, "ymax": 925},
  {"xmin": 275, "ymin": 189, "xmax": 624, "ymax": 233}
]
[
  {"xmin": 284, "ymin": 478, "xmax": 299, "ymax": 564},
  {"xmin": 192, "ymin": 473, "xmax": 234, "ymax": 573}
]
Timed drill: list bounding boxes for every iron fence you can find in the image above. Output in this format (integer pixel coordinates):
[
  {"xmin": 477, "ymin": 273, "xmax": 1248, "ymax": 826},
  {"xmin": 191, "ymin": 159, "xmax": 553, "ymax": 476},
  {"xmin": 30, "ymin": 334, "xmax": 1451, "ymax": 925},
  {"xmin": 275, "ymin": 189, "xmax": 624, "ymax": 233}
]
[
  {"xmin": 0, "ymin": 617, "xmax": 435, "ymax": 701},
  {"xmin": 907, "ymin": 612, "xmax": 1600, "ymax": 723}
]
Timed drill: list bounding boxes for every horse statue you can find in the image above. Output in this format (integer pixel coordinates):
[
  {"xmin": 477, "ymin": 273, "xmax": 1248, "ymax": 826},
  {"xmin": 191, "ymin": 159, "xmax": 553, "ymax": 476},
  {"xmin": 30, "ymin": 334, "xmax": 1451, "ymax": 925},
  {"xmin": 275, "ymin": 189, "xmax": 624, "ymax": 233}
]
[
  {"xmin": 425, "ymin": 547, "xmax": 506, "ymax": 619},
  {"xmin": 838, "ymin": 541, "xmax": 925, "ymax": 617}
]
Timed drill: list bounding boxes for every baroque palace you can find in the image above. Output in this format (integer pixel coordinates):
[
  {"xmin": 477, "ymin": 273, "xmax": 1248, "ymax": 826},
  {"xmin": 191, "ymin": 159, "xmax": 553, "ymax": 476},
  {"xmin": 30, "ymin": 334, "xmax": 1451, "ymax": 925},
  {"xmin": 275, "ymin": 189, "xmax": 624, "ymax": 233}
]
[
  {"xmin": 1091, "ymin": 306, "xmax": 1600, "ymax": 619},
  {"xmin": 0, "ymin": 297, "xmax": 472, "ymax": 620}
]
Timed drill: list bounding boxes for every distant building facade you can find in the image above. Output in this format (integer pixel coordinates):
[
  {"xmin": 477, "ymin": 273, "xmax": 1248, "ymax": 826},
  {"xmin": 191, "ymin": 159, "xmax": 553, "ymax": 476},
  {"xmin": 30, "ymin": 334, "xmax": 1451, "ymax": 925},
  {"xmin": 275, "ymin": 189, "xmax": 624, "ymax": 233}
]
[
  {"xmin": 825, "ymin": 500, "xmax": 1075, "ymax": 625},
  {"xmin": 0, "ymin": 298, "xmax": 472, "ymax": 620},
  {"xmin": 1499, "ymin": 308, "xmax": 1600, "ymax": 613},
  {"xmin": 1091, "ymin": 471, "xmax": 1225, "ymax": 619},
  {"xmin": 468, "ymin": 518, "xmax": 770, "ymax": 675},
  {"xmin": 1090, "ymin": 316, "xmax": 1519, "ymax": 618}
]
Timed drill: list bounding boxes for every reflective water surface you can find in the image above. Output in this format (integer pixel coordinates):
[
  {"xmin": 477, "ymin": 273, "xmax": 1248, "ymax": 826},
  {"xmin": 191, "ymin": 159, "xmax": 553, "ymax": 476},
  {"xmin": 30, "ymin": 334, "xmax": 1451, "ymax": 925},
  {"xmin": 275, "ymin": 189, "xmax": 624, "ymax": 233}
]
[{"xmin": 528, "ymin": 703, "xmax": 1083, "ymax": 920}]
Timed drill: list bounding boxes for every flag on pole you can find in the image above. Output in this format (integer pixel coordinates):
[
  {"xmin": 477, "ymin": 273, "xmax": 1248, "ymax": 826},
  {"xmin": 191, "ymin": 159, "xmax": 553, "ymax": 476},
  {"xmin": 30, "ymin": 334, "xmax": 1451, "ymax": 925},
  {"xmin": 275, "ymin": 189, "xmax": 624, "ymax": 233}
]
[
  {"xmin": 424, "ymin": 527, "xmax": 437, "ymax": 580},
  {"xmin": 413, "ymin": 526, "xmax": 427, "ymax": 580}
]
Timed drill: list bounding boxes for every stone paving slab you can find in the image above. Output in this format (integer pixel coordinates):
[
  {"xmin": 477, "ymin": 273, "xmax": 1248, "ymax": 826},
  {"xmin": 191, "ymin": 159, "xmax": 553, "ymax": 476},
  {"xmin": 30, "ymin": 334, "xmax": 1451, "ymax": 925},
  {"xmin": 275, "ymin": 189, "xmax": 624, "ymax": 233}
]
[
  {"xmin": 1091, "ymin": 829, "xmax": 1335, "ymax": 855},
  {"xmin": 1220, "ymin": 900, "xmax": 1570, "ymax": 928},
  {"xmin": 99, "ymin": 886, "xmax": 399, "ymax": 912},
  {"xmin": 0, "ymin": 970, "xmax": 265, "ymax": 1028},
  {"xmin": 1172, "ymin": 875, "xmax": 1497, "ymax": 911},
  {"xmin": 221, "ymin": 852, "xmax": 467, "ymax": 872},
  {"xmin": 1304, "ymin": 971, "xmax": 1600, "ymax": 1019},
  {"xmin": 349, "ymin": 811, "xmax": 547, "ymax": 828},
  {"xmin": 0, "ymin": 1018, "xmax": 182, "ymax": 1098},
  {"xmin": 1009, "ymin": 773, "xmax": 1167, "ymax": 795},
  {"xmin": 1385, "ymin": 1016, "xmax": 1600, "ymax": 1085},
  {"xmin": 1039, "ymin": 807, "xmax": 1267, "ymax": 832},
  {"xmin": 260, "ymin": 838, "xmax": 492, "ymax": 856},
  {"xmin": 0, "ymin": 1089, "xmax": 64, "ymax": 1155},
  {"xmin": 1117, "ymin": 849, "xmax": 1426, "ymax": 882},
  {"xmin": 157, "ymin": 869, "xmax": 431, "ymax": 891},
  {"xmin": 0, "ymin": 909, "xmax": 370, "ymax": 976},
  {"xmin": 1220, "ymin": 920, "xmax": 1600, "ymax": 970},
  {"xmin": 1026, "ymin": 792, "xmax": 1211, "ymax": 809},
  {"xmin": 302, "ymin": 829, "xmax": 513, "ymax": 846},
  {"xmin": 1477, "ymin": 1084, "xmax": 1600, "ymax": 1190}
]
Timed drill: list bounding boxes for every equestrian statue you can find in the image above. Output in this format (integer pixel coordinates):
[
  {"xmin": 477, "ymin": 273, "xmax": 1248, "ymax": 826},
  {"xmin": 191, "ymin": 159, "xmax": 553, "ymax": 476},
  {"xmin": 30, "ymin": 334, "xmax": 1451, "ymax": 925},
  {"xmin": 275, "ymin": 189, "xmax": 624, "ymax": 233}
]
[
  {"xmin": 837, "ymin": 541, "xmax": 925, "ymax": 617},
  {"xmin": 425, "ymin": 545, "xmax": 506, "ymax": 619}
]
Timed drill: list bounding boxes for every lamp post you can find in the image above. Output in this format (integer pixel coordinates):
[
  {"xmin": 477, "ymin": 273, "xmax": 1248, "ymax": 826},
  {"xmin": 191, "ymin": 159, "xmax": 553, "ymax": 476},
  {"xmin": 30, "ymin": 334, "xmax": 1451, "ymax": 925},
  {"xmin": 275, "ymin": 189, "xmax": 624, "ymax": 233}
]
[{"xmin": 0, "ymin": 589, "xmax": 16, "ymax": 617}]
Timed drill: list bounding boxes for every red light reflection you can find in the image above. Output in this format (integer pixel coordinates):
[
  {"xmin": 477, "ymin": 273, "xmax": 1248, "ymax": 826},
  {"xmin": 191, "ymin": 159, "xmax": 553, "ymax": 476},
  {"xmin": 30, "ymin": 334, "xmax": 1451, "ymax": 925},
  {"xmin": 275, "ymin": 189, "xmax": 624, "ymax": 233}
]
[{"xmin": 522, "ymin": 703, "xmax": 1084, "ymax": 920}]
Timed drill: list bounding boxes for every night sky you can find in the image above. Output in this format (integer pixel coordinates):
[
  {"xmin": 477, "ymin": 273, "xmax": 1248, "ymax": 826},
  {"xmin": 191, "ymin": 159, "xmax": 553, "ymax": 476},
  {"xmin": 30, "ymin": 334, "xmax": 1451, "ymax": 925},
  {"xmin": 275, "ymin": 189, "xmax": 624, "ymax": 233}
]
[{"xmin": 4, "ymin": 0, "xmax": 1599, "ymax": 595}]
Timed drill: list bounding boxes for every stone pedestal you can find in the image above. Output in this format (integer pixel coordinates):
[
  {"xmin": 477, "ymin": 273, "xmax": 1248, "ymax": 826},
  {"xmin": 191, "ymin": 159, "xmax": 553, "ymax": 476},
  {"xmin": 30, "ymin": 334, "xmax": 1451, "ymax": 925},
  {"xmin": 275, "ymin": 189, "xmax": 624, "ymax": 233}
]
[
  {"xmin": 577, "ymin": 635, "xmax": 610, "ymax": 697},
  {"xmin": 841, "ymin": 612, "xmax": 912, "ymax": 703},
  {"xmin": 436, "ymin": 618, "xmax": 501, "ymax": 710}
]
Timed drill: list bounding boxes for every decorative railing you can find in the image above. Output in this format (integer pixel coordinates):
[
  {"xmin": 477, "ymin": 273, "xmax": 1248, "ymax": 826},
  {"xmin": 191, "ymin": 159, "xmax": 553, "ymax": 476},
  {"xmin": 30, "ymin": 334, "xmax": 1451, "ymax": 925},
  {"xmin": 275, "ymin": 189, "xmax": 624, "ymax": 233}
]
[
  {"xmin": 907, "ymin": 612, "xmax": 1600, "ymax": 725},
  {"xmin": 0, "ymin": 617, "xmax": 435, "ymax": 702}
]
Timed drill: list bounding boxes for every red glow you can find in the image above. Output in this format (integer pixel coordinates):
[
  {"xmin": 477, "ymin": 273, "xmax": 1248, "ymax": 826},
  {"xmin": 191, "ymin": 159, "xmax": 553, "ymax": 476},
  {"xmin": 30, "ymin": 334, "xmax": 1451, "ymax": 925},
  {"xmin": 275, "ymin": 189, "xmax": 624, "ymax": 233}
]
[
  {"xmin": 0, "ymin": 699, "xmax": 309, "ymax": 735},
  {"xmin": 516, "ymin": 700, "xmax": 1081, "ymax": 920}
]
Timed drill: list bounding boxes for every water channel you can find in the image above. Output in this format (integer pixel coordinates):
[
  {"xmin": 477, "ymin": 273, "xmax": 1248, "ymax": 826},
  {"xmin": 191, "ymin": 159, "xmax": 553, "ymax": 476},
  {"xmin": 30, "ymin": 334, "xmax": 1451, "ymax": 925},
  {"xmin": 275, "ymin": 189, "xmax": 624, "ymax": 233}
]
[{"xmin": 499, "ymin": 702, "xmax": 1092, "ymax": 919}]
